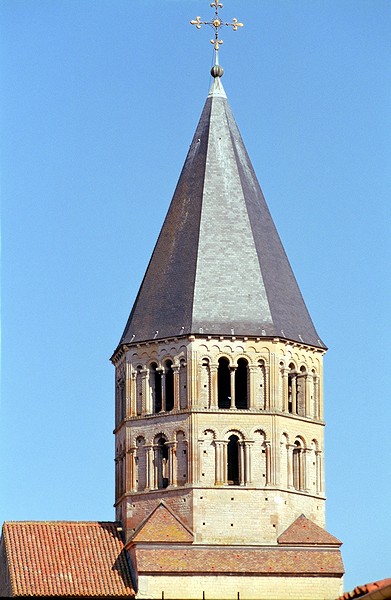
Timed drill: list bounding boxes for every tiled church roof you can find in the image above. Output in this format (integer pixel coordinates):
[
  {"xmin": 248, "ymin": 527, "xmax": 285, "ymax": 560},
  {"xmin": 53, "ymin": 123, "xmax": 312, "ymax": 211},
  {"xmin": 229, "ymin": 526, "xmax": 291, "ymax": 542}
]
[
  {"xmin": 118, "ymin": 76, "xmax": 324, "ymax": 351},
  {"xmin": 278, "ymin": 514, "xmax": 342, "ymax": 546},
  {"xmin": 337, "ymin": 578, "xmax": 391, "ymax": 600},
  {"xmin": 0, "ymin": 521, "xmax": 135, "ymax": 597},
  {"xmin": 130, "ymin": 546, "xmax": 344, "ymax": 576}
]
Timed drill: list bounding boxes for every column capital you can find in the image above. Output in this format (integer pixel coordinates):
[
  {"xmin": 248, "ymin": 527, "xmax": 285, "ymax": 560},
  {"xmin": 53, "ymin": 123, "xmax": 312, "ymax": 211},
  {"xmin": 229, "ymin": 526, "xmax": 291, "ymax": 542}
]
[{"xmin": 165, "ymin": 441, "xmax": 177, "ymax": 449}]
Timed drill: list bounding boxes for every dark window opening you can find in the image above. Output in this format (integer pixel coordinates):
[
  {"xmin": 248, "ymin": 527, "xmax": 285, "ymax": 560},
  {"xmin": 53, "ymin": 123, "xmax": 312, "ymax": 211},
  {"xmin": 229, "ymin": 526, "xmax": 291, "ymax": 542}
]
[
  {"xmin": 288, "ymin": 373, "xmax": 293, "ymax": 413},
  {"xmin": 165, "ymin": 360, "xmax": 174, "ymax": 412},
  {"xmin": 227, "ymin": 435, "xmax": 239, "ymax": 485},
  {"xmin": 218, "ymin": 357, "xmax": 231, "ymax": 409},
  {"xmin": 151, "ymin": 363, "xmax": 162, "ymax": 413},
  {"xmin": 235, "ymin": 359, "xmax": 248, "ymax": 409},
  {"xmin": 157, "ymin": 437, "xmax": 169, "ymax": 489}
]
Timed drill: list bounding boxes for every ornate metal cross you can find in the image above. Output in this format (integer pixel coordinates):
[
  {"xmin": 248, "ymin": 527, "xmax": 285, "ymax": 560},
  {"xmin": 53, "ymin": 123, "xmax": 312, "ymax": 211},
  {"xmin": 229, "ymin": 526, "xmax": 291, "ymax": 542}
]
[{"xmin": 190, "ymin": 1, "xmax": 243, "ymax": 56}]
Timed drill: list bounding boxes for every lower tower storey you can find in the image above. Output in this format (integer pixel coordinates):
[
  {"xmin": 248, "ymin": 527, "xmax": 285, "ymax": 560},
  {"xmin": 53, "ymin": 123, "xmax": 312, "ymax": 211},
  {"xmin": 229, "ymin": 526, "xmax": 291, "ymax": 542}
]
[{"xmin": 125, "ymin": 503, "xmax": 344, "ymax": 600}]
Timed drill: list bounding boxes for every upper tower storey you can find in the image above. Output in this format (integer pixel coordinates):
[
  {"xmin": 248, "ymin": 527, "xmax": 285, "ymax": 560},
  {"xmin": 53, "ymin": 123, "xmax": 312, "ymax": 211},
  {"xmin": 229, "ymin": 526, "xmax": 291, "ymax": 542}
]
[{"xmin": 118, "ymin": 13, "xmax": 323, "ymax": 352}]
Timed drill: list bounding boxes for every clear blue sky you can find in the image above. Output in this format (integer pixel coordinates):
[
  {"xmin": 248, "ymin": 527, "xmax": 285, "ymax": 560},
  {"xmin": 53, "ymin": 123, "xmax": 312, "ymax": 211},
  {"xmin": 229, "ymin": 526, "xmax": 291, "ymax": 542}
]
[{"xmin": 1, "ymin": 0, "xmax": 390, "ymax": 593}]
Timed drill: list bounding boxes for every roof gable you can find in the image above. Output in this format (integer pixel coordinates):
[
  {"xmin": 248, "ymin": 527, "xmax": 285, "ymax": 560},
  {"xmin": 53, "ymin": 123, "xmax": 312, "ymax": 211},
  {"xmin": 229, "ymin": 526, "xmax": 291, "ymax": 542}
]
[
  {"xmin": 131, "ymin": 502, "xmax": 194, "ymax": 544},
  {"xmin": 278, "ymin": 514, "xmax": 342, "ymax": 546},
  {"xmin": 1, "ymin": 521, "xmax": 135, "ymax": 597}
]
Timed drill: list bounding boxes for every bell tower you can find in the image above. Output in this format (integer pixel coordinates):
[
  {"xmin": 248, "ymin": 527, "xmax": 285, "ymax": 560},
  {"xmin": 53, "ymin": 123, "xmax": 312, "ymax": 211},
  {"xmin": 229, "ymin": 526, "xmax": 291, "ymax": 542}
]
[{"xmin": 111, "ymin": 4, "xmax": 343, "ymax": 598}]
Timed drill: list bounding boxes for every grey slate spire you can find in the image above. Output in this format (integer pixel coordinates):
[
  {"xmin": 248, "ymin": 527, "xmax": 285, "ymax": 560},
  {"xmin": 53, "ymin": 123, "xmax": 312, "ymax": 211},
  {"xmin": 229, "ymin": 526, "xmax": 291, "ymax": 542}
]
[{"xmin": 119, "ymin": 73, "xmax": 324, "ymax": 349}]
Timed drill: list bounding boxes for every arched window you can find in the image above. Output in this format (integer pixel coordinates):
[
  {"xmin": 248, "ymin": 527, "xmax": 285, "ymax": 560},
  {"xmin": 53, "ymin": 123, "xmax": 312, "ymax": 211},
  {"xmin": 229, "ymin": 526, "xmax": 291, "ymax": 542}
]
[
  {"xmin": 157, "ymin": 437, "xmax": 169, "ymax": 489},
  {"xmin": 293, "ymin": 440, "xmax": 304, "ymax": 491},
  {"xmin": 227, "ymin": 435, "xmax": 240, "ymax": 485},
  {"xmin": 165, "ymin": 360, "xmax": 174, "ymax": 412},
  {"xmin": 218, "ymin": 357, "xmax": 231, "ymax": 409},
  {"xmin": 235, "ymin": 358, "xmax": 248, "ymax": 409},
  {"xmin": 149, "ymin": 363, "xmax": 162, "ymax": 414}
]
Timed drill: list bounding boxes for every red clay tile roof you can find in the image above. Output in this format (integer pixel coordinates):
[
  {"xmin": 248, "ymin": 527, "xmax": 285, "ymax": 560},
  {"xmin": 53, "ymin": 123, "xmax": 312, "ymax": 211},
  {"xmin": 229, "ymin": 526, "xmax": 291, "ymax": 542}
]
[
  {"xmin": 1, "ymin": 521, "xmax": 135, "ymax": 597},
  {"xmin": 278, "ymin": 514, "xmax": 342, "ymax": 546},
  {"xmin": 131, "ymin": 545, "xmax": 344, "ymax": 576},
  {"xmin": 337, "ymin": 578, "xmax": 391, "ymax": 599},
  {"xmin": 131, "ymin": 502, "xmax": 194, "ymax": 544}
]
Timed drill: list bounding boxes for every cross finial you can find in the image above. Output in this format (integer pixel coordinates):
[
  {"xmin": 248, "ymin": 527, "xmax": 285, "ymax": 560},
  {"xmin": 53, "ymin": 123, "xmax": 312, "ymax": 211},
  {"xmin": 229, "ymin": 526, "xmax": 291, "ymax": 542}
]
[{"xmin": 190, "ymin": 1, "xmax": 243, "ymax": 74}]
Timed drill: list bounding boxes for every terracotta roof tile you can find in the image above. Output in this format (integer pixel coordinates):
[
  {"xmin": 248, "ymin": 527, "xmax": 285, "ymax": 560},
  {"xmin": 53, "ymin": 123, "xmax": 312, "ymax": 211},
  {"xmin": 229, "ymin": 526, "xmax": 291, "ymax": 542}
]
[
  {"xmin": 278, "ymin": 514, "xmax": 342, "ymax": 546},
  {"xmin": 131, "ymin": 502, "xmax": 193, "ymax": 543},
  {"xmin": 1, "ymin": 521, "xmax": 135, "ymax": 597},
  {"xmin": 132, "ymin": 545, "xmax": 344, "ymax": 576},
  {"xmin": 337, "ymin": 578, "xmax": 391, "ymax": 599}
]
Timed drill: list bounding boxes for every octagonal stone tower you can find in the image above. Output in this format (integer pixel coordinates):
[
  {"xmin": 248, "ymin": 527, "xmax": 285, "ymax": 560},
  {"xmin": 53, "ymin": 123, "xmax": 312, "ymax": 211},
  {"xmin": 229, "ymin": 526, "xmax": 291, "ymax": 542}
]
[{"xmin": 111, "ymin": 69, "xmax": 343, "ymax": 600}]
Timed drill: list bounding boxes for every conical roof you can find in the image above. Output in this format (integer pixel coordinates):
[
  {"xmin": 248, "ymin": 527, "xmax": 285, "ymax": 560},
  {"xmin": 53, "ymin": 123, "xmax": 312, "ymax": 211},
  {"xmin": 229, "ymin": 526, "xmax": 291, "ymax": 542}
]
[{"xmin": 119, "ymin": 76, "xmax": 324, "ymax": 349}]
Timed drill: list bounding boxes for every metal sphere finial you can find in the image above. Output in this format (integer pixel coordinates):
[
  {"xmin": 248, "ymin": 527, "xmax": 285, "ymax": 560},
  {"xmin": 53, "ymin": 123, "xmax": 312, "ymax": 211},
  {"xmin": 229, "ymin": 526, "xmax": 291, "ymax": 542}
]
[{"xmin": 211, "ymin": 64, "xmax": 224, "ymax": 78}]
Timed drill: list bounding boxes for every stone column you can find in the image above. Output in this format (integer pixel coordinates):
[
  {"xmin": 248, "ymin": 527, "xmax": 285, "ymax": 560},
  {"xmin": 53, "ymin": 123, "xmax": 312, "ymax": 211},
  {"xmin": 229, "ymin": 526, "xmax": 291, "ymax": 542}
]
[
  {"xmin": 130, "ymin": 371, "xmax": 137, "ymax": 417},
  {"xmin": 159, "ymin": 369, "xmax": 166, "ymax": 412},
  {"xmin": 140, "ymin": 368, "xmax": 148, "ymax": 416},
  {"xmin": 291, "ymin": 375, "xmax": 297, "ymax": 414},
  {"xmin": 172, "ymin": 365, "xmax": 180, "ymax": 411},
  {"xmin": 197, "ymin": 439, "xmax": 204, "ymax": 484},
  {"xmin": 243, "ymin": 441, "xmax": 253, "ymax": 484},
  {"xmin": 210, "ymin": 364, "xmax": 218, "ymax": 408},
  {"xmin": 125, "ymin": 362, "xmax": 132, "ymax": 418},
  {"xmin": 167, "ymin": 442, "xmax": 178, "ymax": 487},
  {"xmin": 265, "ymin": 441, "xmax": 272, "ymax": 486},
  {"xmin": 264, "ymin": 365, "xmax": 270, "ymax": 410},
  {"xmin": 145, "ymin": 368, "xmax": 153, "ymax": 415},
  {"xmin": 313, "ymin": 375, "xmax": 320, "ymax": 419},
  {"xmin": 187, "ymin": 348, "xmax": 198, "ymax": 409},
  {"xmin": 222, "ymin": 441, "xmax": 228, "ymax": 484},
  {"xmin": 248, "ymin": 366, "xmax": 257, "ymax": 409},
  {"xmin": 315, "ymin": 450, "xmax": 322, "ymax": 495},
  {"xmin": 214, "ymin": 440, "xmax": 228, "ymax": 485},
  {"xmin": 305, "ymin": 373, "xmax": 311, "ymax": 417},
  {"xmin": 282, "ymin": 369, "xmax": 289, "ymax": 412},
  {"xmin": 239, "ymin": 442, "xmax": 245, "ymax": 486},
  {"xmin": 145, "ymin": 446, "xmax": 154, "ymax": 490},
  {"xmin": 152, "ymin": 445, "xmax": 159, "ymax": 490},
  {"xmin": 128, "ymin": 447, "xmax": 137, "ymax": 492},
  {"xmin": 303, "ymin": 449, "xmax": 310, "ymax": 492},
  {"xmin": 214, "ymin": 441, "xmax": 223, "ymax": 485},
  {"xmin": 287, "ymin": 444, "xmax": 294, "ymax": 489},
  {"xmin": 230, "ymin": 367, "xmax": 236, "ymax": 409},
  {"xmin": 114, "ymin": 457, "xmax": 119, "ymax": 499}
]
